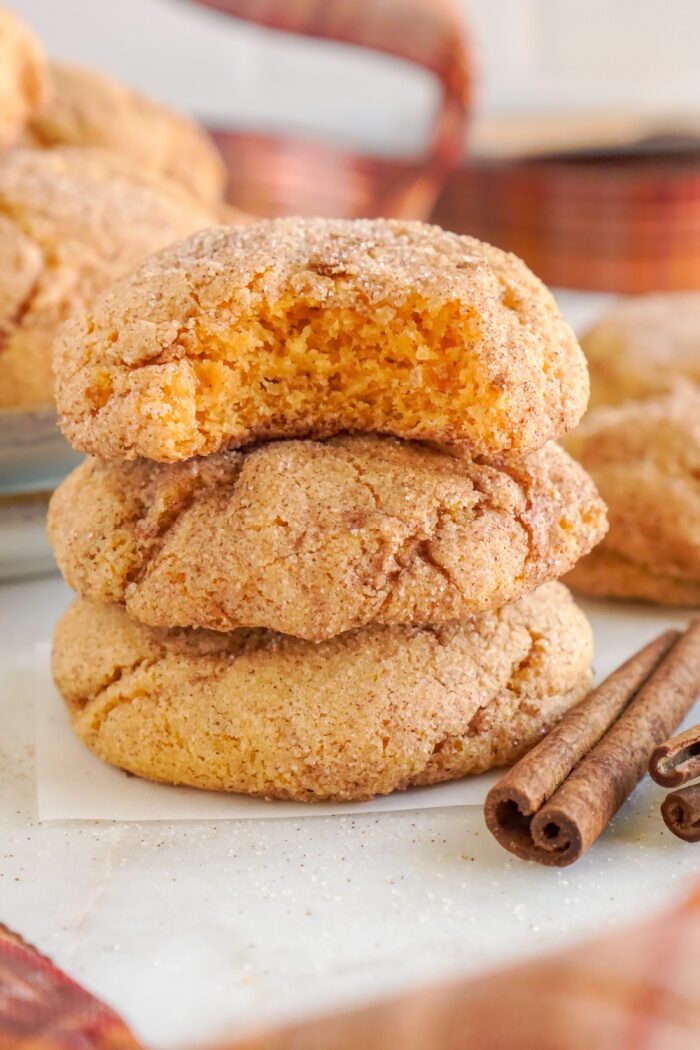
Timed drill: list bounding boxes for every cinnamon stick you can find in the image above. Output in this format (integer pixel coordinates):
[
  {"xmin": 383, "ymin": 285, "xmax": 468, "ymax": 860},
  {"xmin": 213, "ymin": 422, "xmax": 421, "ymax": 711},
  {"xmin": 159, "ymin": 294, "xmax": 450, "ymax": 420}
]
[
  {"xmin": 485, "ymin": 620, "xmax": 700, "ymax": 866},
  {"xmin": 661, "ymin": 784, "xmax": 700, "ymax": 842},
  {"xmin": 650, "ymin": 724, "xmax": 700, "ymax": 787}
]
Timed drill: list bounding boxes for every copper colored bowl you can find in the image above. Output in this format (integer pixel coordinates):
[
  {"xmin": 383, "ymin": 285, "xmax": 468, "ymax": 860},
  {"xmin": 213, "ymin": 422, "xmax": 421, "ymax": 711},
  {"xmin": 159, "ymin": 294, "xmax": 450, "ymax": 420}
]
[{"xmin": 432, "ymin": 149, "xmax": 700, "ymax": 293}]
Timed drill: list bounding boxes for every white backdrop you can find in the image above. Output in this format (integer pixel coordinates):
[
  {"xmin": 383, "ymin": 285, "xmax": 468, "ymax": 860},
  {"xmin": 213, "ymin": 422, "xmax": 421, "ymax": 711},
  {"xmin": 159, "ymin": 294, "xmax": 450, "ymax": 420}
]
[{"xmin": 9, "ymin": 0, "xmax": 700, "ymax": 151}]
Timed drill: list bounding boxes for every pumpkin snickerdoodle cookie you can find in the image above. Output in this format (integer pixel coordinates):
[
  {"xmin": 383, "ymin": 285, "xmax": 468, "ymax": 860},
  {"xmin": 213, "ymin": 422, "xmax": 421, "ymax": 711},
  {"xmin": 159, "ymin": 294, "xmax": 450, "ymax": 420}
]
[
  {"xmin": 26, "ymin": 62, "xmax": 226, "ymax": 205},
  {"xmin": 583, "ymin": 292, "xmax": 700, "ymax": 408},
  {"xmin": 3, "ymin": 143, "xmax": 244, "ymax": 224},
  {"xmin": 564, "ymin": 389, "xmax": 700, "ymax": 605},
  {"xmin": 0, "ymin": 7, "xmax": 47, "ymax": 147},
  {"xmin": 52, "ymin": 582, "xmax": 593, "ymax": 802},
  {"xmin": 0, "ymin": 148, "xmax": 216, "ymax": 410},
  {"xmin": 49, "ymin": 436, "xmax": 606, "ymax": 641},
  {"xmin": 55, "ymin": 218, "xmax": 589, "ymax": 462}
]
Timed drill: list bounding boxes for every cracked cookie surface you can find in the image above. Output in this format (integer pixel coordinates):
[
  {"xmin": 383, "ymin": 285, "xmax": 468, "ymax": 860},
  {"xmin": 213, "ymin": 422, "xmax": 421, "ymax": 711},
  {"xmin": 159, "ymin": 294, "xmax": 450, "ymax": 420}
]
[
  {"xmin": 55, "ymin": 218, "xmax": 589, "ymax": 462},
  {"xmin": 0, "ymin": 148, "xmax": 216, "ymax": 409},
  {"xmin": 49, "ymin": 435, "xmax": 606, "ymax": 640},
  {"xmin": 0, "ymin": 8, "xmax": 47, "ymax": 148},
  {"xmin": 564, "ymin": 389, "xmax": 700, "ymax": 605},
  {"xmin": 26, "ymin": 62, "xmax": 226, "ymax": 204},
  {"xmin": 52, "ymin": 582, "xmax": 593, "ymax": 801}
]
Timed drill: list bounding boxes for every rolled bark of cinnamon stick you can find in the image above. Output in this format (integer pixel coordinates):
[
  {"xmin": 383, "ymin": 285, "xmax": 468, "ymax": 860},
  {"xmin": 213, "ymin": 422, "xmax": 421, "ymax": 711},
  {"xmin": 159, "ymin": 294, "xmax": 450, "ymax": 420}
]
[
  {"xmin": 661, "ymin": 784, "xmax": 700, "ymax": 842},
  {"xmin": 650, "ymin": 724, "xmax": 700, "ymax": 787},
  {"xmin": 485, "ymin": 622, "xmax": 700, "ymax": 866}
]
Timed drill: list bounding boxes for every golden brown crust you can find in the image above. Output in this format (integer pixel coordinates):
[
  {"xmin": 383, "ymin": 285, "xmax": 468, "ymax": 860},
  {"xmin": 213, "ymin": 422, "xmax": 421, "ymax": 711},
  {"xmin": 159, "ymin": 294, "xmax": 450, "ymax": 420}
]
[
  {"xmin": 583, "ymin": 292, "xmax": 700, "ymax": 408},
  {"xmin": 0, "ymin": 148, "xmax": 216, "ymax": 409},
  {"xmin": 54, "ymin": 218, "xmax": 589, "ymax": 462},
  {"xmin": 52, "ymin": 583, "xmax": 593, "ymax": 802},
  {"xmin": 564, "ymin": 389, "xmax": 700, "ymax": 605},
  {"xmin": 49, "ymin": 436, "xmax": 606, "ymax": 640},
  {"xmin": 26, "ymin": 62, "xmax": 226, "ymax": 204},
  {"xmin": 0, "ymin": 8, "xmax": 47, "ymax": 147}
]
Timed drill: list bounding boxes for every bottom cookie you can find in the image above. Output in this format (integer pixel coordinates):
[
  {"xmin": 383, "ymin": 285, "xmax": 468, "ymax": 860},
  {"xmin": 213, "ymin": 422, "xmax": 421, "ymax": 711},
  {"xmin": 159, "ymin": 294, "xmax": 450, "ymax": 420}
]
[{"xmin": 52, "ymin": 583, "xmax": 593, "ymax": 802}]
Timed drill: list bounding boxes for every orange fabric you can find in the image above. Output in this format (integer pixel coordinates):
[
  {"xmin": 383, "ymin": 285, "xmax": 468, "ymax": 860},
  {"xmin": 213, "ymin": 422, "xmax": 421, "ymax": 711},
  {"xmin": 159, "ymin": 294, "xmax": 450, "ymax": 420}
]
[{"xmin": 0, "ymin": 934, "xmax": 141, "ymax": 1049}]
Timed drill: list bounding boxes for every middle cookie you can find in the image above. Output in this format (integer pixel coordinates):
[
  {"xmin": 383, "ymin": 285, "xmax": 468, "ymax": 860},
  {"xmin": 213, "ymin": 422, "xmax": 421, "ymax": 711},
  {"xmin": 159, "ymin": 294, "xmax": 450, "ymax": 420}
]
[{"xmin": 49, "ymin": 434, "xmax": 607, "ymax": 641}]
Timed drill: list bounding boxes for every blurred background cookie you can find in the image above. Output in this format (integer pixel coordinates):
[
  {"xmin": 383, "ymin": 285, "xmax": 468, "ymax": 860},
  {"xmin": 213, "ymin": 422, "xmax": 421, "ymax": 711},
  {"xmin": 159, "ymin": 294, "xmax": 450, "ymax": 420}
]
[
  {"xmin": 564, "ymin": 388, "xmax": 700, "ymax": 605},
  {"xmin": 55, "ymin": 218, "xmax": 589, "ymax": 462},
  {"xmin": 48, "ymin": 436, "xmax": 607, "ymax": 640},
  {"xmin": 52, "ymin": 582, "xmax": 593, "ymax": 802},
  {"xmin": 0, "ymin": 6, "xmax": 47, "ymax": 147},
  {"xmin": 583, "ymin": 292, "xmax": 700, "ymax": 408},
  {"xmin": 0, "ymin": 147, "xmax": 217, "ymax": 411},
  {"xmin": 25, "ymin": 61, "xmax": 227, "ymax": 204},
  {"xmin": 16, "ymin": 142, "xmax": 244, "ymax": 221}
]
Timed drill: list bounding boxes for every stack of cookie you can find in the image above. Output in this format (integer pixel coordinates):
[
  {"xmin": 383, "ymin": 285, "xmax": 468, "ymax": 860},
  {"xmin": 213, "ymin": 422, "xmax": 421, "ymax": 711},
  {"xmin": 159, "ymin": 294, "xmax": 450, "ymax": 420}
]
[{"xmin": 49, "ymin": 219, "xmax": 607, "ymax": 802}]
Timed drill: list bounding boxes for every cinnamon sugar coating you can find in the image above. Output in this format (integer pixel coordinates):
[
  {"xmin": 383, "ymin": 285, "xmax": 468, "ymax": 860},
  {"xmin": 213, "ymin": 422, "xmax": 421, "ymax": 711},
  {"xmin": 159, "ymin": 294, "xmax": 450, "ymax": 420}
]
[
  {"xmin": 49, "ymin": 436, "xmax": 606, "ymax": 640},
  {"xmin": 52, "ymin": 583, "xmax": 593, "ymax": 801},
  {"xmin": 55, "ymin": 218, "xmax": 589, "ymax": 461}
]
